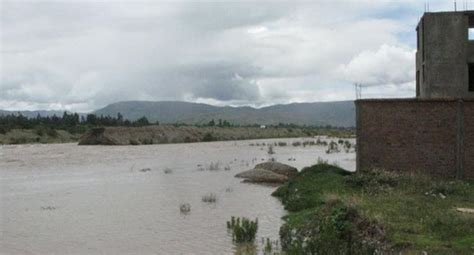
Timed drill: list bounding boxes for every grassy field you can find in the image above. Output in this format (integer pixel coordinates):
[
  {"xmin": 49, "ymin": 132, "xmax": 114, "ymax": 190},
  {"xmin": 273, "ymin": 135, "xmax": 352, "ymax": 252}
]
[
  {"xmin": 272, "ymin": 164, "xmax": 474, "ymax": 254},
  {"xmin": 0, "ymin": 129, "xmax": 82, "ymax": 144}
]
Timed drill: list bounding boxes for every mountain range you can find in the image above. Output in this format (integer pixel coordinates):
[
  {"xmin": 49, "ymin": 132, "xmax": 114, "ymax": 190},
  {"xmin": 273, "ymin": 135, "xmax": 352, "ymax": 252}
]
[
  {"xmin": 94, "ymin": 101, "xmax": 355, "ymax": 127},
  {"xmin": 1, "ymin": 100, "xmax": 356, "ymax": 127}
]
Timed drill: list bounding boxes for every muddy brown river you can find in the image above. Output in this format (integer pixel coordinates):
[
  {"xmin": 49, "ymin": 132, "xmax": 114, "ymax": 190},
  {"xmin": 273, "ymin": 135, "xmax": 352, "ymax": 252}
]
[{"xmin": 0, "ymin": 137, "xmax": 355, "ymax": 254}]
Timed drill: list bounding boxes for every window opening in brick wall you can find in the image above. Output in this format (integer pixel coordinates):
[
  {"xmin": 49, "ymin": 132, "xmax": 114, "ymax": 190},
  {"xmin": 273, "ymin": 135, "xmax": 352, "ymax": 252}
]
[
  {"xmin": 470, "ymin": 16, "xmax": 474, "ymax": 40},
  {"xmin": 469, "ymin": 28, "xmax": 474, "ymax": 40}
]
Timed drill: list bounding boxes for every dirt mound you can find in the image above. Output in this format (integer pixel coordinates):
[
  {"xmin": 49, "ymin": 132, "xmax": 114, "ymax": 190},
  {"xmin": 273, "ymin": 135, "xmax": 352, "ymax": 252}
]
[
  {"xmin": 254, "ymin": 162, "xmax": 298, "ymax": 178},
  {"xmin": 235, "ymin": 162, "xmax": 298, "ymax": 184}
]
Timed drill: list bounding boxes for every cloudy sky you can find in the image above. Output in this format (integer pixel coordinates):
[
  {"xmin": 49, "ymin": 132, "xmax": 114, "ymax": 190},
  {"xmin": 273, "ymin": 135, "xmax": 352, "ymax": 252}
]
[{"xmin": 0, "ymin": 0, "xmax": 461, "ymax": 112}]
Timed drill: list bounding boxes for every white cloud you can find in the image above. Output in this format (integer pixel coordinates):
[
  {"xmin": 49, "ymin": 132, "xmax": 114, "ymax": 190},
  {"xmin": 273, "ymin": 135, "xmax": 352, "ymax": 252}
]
[
  {"xmin": 339, "ymin": 44, "xmax": 415, "ymax": 87},
  {"xmin": 0, "ymin": 1, "xmax": 429, "ymax": 112}
]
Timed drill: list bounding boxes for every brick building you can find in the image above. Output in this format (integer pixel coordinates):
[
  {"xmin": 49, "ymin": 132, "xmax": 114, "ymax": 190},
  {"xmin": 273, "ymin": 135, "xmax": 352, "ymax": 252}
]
[{"xmin": 356, "ymin": 11, "xmax": 474, "ymax": 179}]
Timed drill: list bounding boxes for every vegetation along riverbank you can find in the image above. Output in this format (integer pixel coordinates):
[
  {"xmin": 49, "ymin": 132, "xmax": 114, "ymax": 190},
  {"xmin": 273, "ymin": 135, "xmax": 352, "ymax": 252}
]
[
  {"xmin": 77, "ymin": 126, "xmax": 353, "ymax": 145},
  {"xmin": 272, "ymin": 164, "xmax": 474, "ymax": 254},
  {"xmin": 0, "ymin": 112, "xmax": 353, "ymax": 145}
]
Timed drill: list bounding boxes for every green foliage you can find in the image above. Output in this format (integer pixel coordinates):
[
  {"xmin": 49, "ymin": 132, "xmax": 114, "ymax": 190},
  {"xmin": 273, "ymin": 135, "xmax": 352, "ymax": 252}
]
[
  {"xmin": 345, "ymin": 168, "xmax": 401, "ymax": 195},
  {"xmin": 227, "ymin": 217, "xmax": 259, "ymax": 243},
  {"xmin": 0, "ymin": 111, "xmax": 163, "ymax": 144},
  {"xmin": 46, "ymin": 128, "xmax": 58, "ymax": 138},
  {"xmin": 0, "ymin": 112, "xmax": 154, "ymax": 137},
  {"xmin": 291, "ymin": 141, "xmax": 301, "ymax": 146},
  {"xmin": 202, "ymin": 132, "xmax": 214, "ymax": 142},
  {"xmin": 325, "ymin": 141, "xmax": 340, "ymax": 154},
  {"xmin": 267, "ymin": 145, "xmax": 275, "ymax": 155},
  {"xmin": 316, "ymin": 138, "xmax": 328, "ymax": 146},
  {"xmin": 134, "ymin": 116, "xmax": 150, "ymax": 126},
  {"xmin": 201, "ymin": 193, "xmax": 217, "ymax": 203},
  {"xmin": 0, "ymin": 129, "xmax": 81, "ymax": 144},
  {"xmin": 272, "ymin": 164, "xmax": 351, "ymax": 212},
  {"xmin": 302, "ymin": 140, "xmax": 316, "ymax": 147},
  {"xmin": 129, "ymin": 139, "xmax": 140, "ymax": 145},
  {"xmin": 274, "ymin": 164, "xmax": 474, "ymax": 254},
  {"xmin": 279, "ymin": 200, "xmax": 379, "ymax": 255},
  {"xmin": 263, "ymin": 238, "xmax": 273, "ymax": 254},
  {"xmin": 138, "ymin": 137, "xmax": 153, "ymax": 145},
  {"xmin": 343, "ymin": 140, "xmax": 352, "ymax": 152}
]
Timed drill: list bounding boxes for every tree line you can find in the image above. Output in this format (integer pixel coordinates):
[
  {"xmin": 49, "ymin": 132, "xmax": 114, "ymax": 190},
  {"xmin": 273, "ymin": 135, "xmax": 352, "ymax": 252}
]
[
  {"xmin": 0, "ymin": 112, "xmax": 154, "ymax": 135},
  {"xmin": 0, "ymin": 112, "xmax": 354, "ymax": 136}
]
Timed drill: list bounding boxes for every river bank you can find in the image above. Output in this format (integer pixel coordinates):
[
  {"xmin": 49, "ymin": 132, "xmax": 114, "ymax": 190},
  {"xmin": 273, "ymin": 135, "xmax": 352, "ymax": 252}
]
[
  {"xmin": 0, "ymin": 126, "xmax": 353, "ymax": 145},
  {"xmin": 272, "ymin": 164, "xmax": 474, "ymax": 254},
  {"xmin": 78, "ymin": 125, "xmax": 353, "ymax": 145}
]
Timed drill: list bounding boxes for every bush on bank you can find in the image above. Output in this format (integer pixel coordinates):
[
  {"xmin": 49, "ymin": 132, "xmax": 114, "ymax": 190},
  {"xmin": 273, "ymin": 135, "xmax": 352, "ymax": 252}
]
[{"xmin": 272, "ymin": 164, "xmax": 474, "ymax": 254}]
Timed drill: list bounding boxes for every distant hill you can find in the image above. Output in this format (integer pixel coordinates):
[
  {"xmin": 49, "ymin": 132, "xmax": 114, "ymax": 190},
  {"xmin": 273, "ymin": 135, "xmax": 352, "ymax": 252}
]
[{"xmin": 94, "ymin": 101, "xmax": 355, "ymax": 127}]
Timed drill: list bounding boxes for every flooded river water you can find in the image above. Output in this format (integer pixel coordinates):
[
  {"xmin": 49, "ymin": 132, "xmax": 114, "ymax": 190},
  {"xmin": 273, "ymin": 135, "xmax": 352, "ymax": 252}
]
[{"xmin": 0, "ymin": 137, "xmax": 355, "ymax": 254}]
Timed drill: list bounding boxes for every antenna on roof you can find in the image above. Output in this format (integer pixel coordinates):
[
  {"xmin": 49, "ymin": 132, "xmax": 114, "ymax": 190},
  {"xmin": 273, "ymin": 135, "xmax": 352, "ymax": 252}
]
[
  {"xmin": 354, "ymin": 83, "xmax": 363, "ymax": 100},
  {"xmin": 455, "ymin": 0, "xmax": 458, "ymax": 11}
]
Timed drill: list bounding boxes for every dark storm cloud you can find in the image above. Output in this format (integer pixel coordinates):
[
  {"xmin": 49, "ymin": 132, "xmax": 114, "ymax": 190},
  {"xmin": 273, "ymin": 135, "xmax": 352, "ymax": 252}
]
[
  {"xmin": 1, "ymin": 0, "xmax": 452, "ymax": 111},
  {"xmin": 182, "ymin": 62, "xmax": 262, "ymax": 101}
]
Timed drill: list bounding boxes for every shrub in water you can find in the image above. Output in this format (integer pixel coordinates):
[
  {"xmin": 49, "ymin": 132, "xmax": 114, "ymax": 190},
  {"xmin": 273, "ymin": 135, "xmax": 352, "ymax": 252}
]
[
  {"xmin": 292, "ymin": 141, "xmax": 302, "ymax": 147},
  {"xmin": 267, "ymin": 145, "xmax": 275, "ymax": 155},
  {"xmin": 208, "ymin": 162, "xmax": 220, "ymax": 171},
  {"xmin": 179, "ymin": 203, "xmax": 191, "ymax": 214},
  {"xmin": 316, "ymin": 138, "xmax": 328, "ymax": 146},
  {"xmin": 262, "ymin": 238, "xmax": 280, "ymax": 254},
  {"xmin": 326, "ymin": 141, "xmax": 340, "ymax": 154},
  {"xmin": 227, "ymin": 216, "xmax": 259, "ymax": 243},
  {"xmin": 317, "ymin": 157, "xmax": 328, "ymax": 165},
  {"xmin": 343, "ymin": 140, "xmax": 352, "ymax": 152},
  {"xmin": 202, "ymin": 193, "xmax": 217, "ymax": 203}
]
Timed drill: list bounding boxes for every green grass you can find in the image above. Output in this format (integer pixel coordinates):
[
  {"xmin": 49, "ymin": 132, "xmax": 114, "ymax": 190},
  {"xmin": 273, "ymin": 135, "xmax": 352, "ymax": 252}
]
[
  {"xmin": 227, "ymin": 217, "xmax": 259, "ymax": 244},
  {"xmin": 272, "ymin": 164, "xmax": 474, "ymax": 254},
  {"xmin": 0, "ymin": 129, "xmax": 81, "ymax": 144}
]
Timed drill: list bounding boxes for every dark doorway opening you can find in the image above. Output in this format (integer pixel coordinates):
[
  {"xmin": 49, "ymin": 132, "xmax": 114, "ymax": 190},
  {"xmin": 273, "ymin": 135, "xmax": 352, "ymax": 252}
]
[
  {"xmin": 416, "ymin": 70, "xmax": 420, "ymax": 97},
  {"xmin": 469, "ymin": 63, "xmax": 474, "ymax": 92}
]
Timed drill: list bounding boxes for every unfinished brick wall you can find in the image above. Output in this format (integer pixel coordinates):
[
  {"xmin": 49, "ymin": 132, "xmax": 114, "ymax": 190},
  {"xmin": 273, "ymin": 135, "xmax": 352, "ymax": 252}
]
[{"xmin": 356, "ymin": 99, "xmax": 473, "ymax": 179}]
